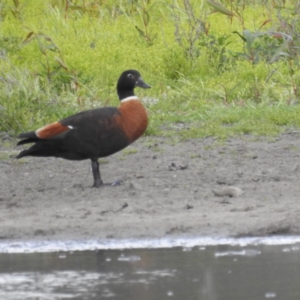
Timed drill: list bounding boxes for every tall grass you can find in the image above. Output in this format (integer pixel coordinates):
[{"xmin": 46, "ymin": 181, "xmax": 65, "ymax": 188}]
[{"xmin": 1, "ymin": 0, "xmax": 300, "ymax": 138}]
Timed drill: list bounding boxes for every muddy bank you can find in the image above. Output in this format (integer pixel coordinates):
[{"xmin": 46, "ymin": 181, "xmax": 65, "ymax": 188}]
[{"xmin": 1, "ymin": 132, "xmax": 300, "ymax": 243}]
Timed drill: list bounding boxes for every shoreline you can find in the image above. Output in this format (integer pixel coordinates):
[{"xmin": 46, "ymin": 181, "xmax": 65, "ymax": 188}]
[
  {"xmin": 1, "ymin": 235, "xmax": 300, "ymax": 253},
  {"xmin": 1, "ymin": 133, "xmax": 300, "ymax": 247}
]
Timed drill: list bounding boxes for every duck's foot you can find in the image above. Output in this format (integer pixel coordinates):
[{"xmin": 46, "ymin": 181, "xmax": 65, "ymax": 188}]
[{"xmin": 92, "ymin": 180, "xmax": 104, "ymax": 188}]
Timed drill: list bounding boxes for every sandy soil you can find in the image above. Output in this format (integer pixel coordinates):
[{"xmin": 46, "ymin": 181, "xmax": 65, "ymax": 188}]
[{"xmin": 1, "ymin": 132, "xmax": 300, "ymax": 243}]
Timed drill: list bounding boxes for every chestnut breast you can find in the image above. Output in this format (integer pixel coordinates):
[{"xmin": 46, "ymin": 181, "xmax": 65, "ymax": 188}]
[{"xmin": 115, "ymin": 100, "xmax": 148, "ymax": 143}]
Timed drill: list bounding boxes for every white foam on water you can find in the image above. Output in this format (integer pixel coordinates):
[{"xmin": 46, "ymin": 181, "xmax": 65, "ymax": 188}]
[
  {"xmin": 214, "ymin": 249, "xmax": 262, "ymax": 257},
  {"xmin": 0, "ymin": 236, "xmax": 300, "ymax": 253}
]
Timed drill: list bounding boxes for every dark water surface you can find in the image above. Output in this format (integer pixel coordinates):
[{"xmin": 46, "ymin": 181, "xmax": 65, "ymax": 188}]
[{"xmin": 0, "ymin": 243, "xmax": 300, "ymax": 300}]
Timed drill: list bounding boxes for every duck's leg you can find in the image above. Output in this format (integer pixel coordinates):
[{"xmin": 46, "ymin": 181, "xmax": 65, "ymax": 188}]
[
  {"xmin": 91, "ymin": 159, "xmax": 103, "ymax": 188},
  {"xmin": 91, "ymin": 158, "xmax": 122, "ymax": 188}
]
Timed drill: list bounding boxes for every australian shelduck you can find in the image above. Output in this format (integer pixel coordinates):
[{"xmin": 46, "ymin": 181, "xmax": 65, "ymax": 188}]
[{"xmin": 17, "ymin": 70, "xmax": 151, "ymax": 187}]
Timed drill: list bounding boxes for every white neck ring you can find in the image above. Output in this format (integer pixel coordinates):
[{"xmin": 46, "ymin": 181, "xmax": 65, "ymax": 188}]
[{"xmin": 121, "ymin": 96, "xmax": 139, "ymax": 103}]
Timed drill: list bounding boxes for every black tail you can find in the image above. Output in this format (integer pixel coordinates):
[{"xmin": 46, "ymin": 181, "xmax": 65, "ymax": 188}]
[
  {"xmin": 18, "ymin": 131, "xmax": 37, "ymax": 139},
  {"xmin": 17, "ymin": 131, "xmax": 40, "ymax": 146},
  {"xmin": 17, "ymin": 138, "xmax": 40, "ymax": 146},
  {"xmin": 16, "ymin": 140, "xmax": 64, "ymax": 159},
  {"xmin": 16, "ymin": 148, "xmax": 36, "ymax": 159}
]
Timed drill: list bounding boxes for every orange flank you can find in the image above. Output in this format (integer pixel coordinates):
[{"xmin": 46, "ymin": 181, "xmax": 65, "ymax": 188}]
[
  {"xmin": 35, "ymin": 122, "xmax": 70, "ymax": 139},
  {"xmin": 116, "ymin": 100, "xmax": 148, "ymax": 143}
]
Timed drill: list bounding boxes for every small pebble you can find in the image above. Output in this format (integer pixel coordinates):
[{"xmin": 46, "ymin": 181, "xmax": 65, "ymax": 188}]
[
  {"xmin": 212, "ymin": 186, "xmax": 243, "ymax": 198},
  {"xmin": 168, "ymin": 162, "xmax": 188, "ymax": 171},
  {"xmin": 185, "ymin": 204, "xmax": 193, "ymax": 210}
]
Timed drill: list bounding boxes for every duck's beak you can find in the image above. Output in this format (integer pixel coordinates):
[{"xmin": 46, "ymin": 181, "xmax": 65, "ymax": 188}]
[{"xmin": 136, "ymin": 77, "xmax": 151, "ymax": 89}]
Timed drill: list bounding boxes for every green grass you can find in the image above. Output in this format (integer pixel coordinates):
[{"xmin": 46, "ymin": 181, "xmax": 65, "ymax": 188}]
[
  {"xmin": 0, "ymin": 152, "xmax": 10, "ymax": 161},
  {"xmin": 149, "ymin": 102, "xmax": 300, "ymax": 139},
  {"xmin": 122, "ymin": 148, "xmax": 138, "ymax": 155},
  {"xmin": 1, "ymin": 0, "xmax": 300, "ymax": 139}
]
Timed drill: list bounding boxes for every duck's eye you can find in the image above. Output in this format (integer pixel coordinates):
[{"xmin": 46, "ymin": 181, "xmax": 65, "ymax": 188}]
[{"xmin": 127, "ymin": 73, "xmax": 133, "ymax": 78}]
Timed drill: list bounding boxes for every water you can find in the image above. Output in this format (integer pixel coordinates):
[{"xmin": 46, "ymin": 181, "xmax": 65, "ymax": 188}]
[{"xmin": 0, "ymin": 239, "xmax": 300, "ymax": 299}]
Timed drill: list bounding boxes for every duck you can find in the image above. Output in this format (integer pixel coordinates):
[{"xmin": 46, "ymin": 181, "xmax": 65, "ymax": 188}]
[{"xmin": 17, "ymin": 69, "xmax": 151, "ymax": 188}]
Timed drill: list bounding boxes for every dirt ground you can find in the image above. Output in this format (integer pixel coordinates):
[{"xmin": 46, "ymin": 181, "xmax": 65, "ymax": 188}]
[{"xmin": 1, "ymin": 131, "xmax": 300, "ymax": 243}]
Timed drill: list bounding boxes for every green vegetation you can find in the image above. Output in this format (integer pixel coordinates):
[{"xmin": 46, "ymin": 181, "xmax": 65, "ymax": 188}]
[
  {"xmin": 122, "ymin": 148, "xmax": 138, "ymax": 155},
  {"xmin": 1, "ymin": 0, "xmax": 300, "ymax": 139}
]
